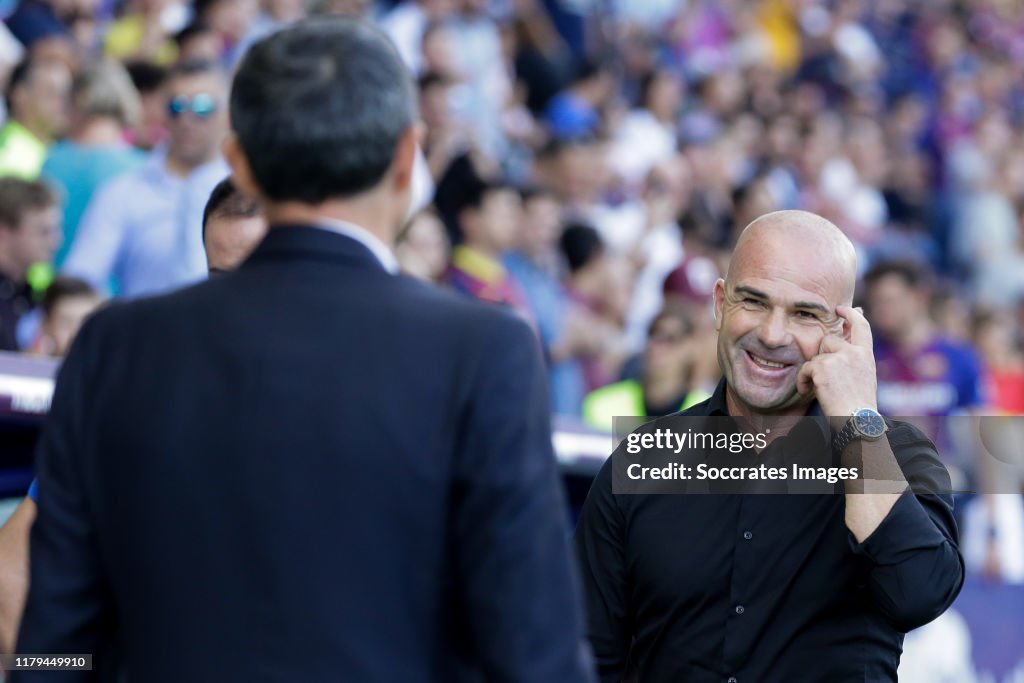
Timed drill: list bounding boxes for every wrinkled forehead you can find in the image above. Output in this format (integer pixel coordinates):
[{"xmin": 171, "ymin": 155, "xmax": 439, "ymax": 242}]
[{"xmin": 728, "ymin": 236, "xmax": 853, "ymax": 309}]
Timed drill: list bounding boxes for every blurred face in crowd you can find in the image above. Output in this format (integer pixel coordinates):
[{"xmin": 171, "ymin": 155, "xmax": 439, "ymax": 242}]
[
  {"xmin": 421, "ymin": 24, "xmax": 458, "ymax": 77},
  {"xmin": 0, "ymin": 206, "xmax": 62, "ymax": 278},
  {"xmin": 419, "ymin": 80, "xmax": 452, "ymax": 131},
  {"xmin": 11, "ymin": 60, "xmax": 72, "ymax": 141},
  {"xmin": 714, "ymin": 212, "xmax": 854, "ymax": 415},
  {"xmin": 165, "ymin": 71, "xmax": 228, "ymax": 171},
  {"xmin": 974, "ymin": 312, "xmax": 1016, "ymax": 366},
  {"xmin": 178, "ymin": 29, "xmax": 222, "ymax": 63},
  {"xmin": 204, "ymin": 0, "xmax": 259, "ymax": 41},
  {"xmin": 644, "ymin": 312, "xmax": 691, "ymax": 380},
  {"xmin": 396, "ymin": 210, "xmax": 449, "ymax": 281},
  {"xmin": 520, "ymin": 193, "xmax": 561, "ymax": 256},
  {"xmin": 462, "ymin": 188, "xmax": 520, "ymax": 255},
  {"xmin": 865, "ymin": 273, "xmax": 928, "ymax": 341},
  {"xmin": 42, "ymin": 293, "xmax": 103, "ymax": 357},
  {"xmin": 422, "ymin": 0, "xmax": 456, "ymax": 21},
  {"xmin": 644, "ymin": 70, "xmax": 683, "ymax": 122},
  {"xmin": 204, "ymin": 212, "xmax": 268, "ymax": 274}
]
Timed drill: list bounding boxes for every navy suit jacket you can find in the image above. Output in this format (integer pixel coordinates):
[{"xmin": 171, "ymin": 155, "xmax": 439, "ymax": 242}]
[{"xmin": 14, "ymin": 226, "xmax": 594, "ymax": 682}]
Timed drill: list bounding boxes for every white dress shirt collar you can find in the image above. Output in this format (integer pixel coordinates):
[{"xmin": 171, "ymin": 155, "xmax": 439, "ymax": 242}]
[{"xmin": 312, "ymin": 218, "xmax": 400, "ymax": 275}]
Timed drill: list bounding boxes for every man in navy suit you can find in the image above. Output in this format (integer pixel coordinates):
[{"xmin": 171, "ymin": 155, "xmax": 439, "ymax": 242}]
[{"xmin": 15, "ymin": 19, "xmax": 593, "ymax": 683}]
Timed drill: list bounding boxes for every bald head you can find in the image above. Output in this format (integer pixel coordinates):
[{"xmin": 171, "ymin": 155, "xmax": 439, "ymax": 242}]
[{"xmin": 728, "ymin": 210, "xmax": 857, "ymax": 306}]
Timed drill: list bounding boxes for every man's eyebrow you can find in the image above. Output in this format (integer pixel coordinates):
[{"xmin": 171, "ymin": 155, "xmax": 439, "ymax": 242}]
[
  {"xmin": 734, "ymin": 285, "xmax": 832, "ymax": 314},
  {"xmin": 733, "ymin": 285, "xmax": 768, "ymax": 299},
  {"xmin": 793, "ymin": 300, "xmax": 831, "ymax": 314}
]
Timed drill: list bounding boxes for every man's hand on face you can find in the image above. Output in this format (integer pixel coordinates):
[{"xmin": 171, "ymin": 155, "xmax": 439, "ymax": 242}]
[{"xmin": 795, "ymin": 305, "xmax": 878, "ymax": 419}]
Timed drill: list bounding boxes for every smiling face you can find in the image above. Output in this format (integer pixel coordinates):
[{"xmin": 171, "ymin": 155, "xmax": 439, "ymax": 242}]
[{"xmin": 713, "ymin": 211, "xmax": 855, "ymax": 416}]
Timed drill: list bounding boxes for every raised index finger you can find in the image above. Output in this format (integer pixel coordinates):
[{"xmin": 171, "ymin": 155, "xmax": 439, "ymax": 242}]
[{"xmin": 836, "ymin": 305, "xmax": 873, "ymax": 349}]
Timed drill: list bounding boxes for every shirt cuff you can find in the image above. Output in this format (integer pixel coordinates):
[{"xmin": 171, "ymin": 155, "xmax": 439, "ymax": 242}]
[{"xmin": 848, "ymin": 491, "xmax": 950, "ymax": 563}]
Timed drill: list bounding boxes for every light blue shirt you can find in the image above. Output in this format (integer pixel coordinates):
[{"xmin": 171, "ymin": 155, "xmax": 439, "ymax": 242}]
[
  {"xmin": 40, "ymin": 141, "xmax": 145, "ymax": 268},
  {"xmin": 62, "ymin": 148, "xmax": 228, "ymax": 299}
]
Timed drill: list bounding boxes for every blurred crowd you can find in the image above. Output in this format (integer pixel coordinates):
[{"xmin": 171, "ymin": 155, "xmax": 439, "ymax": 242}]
[{"xmin": 1, "ymin": 0, "xmax": 1024, "ymax": 589}]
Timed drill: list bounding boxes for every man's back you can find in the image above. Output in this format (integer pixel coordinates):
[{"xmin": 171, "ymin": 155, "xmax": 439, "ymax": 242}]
[{"xmin": 17, "ymin": 227, "xmax": 590, "ymax": 682}]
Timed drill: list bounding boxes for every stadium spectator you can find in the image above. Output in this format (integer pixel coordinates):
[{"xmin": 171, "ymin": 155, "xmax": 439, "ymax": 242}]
[
  {"xmin": 123, "ymin": 61, "xmax": 169, "ymax": 150},
  {"xmin": 560, "ymin": 221, "xmax": 631, "ymax": 394},
  {"xmin": 0, "ymin": 177, "xmax": 60, "ymax": 352},
  {"xmin": 0, "ymin": 56, "xmax": 71, "ymax": 179},
  {"xmin": 582, "ymin": 306, "xmax": 708, "ymax": 432},
  {"xmin": 504, "ymin": 186, "xmax": 586, "ymax": 415},
  {"xmin": 417, "ymin": 71, "xmax": 469, "ymax": 181},
  {"xmin": 40, "ymin": 59, "xmax": 145, "ymax": 268},
  {"xmin": 973, "ymin": 308, "xmax": 1024, "ymax": 415},
  {"xmin": 103, "ymin": 0, "xmax": 181, "ymax": 66},
  {"xmin": 864, "ymin": 261, "xmax": 984, "ymax": 435},
  {"xmin": 380, "ymin": 0, "xmax": 457, "ymax": 75},
  {"xmin": 174, "ymin": 21, "xmax": 222, "ymax": 63},
  {"xmin": 201, "ymin": 176, "xmax": 265, "ymax": 274},
  {"xmin": 396, "ymin": 208, "xmax": 449, "ymax": 283},
  {"xmin": 444, "ymin": 176, "xmax": 531, "ymax": 317},
  {"xmin": 28, "ymin": 275, "xmax": 102, "ymax": 356},
  {"xmin": 609, "ymin": 67, "xmax": 683, "ymax": 188},
  {"xmin": 3, "ymin": 0, "xmax": 88, "ymax": 55},
  {"xmin": 192, "ymin": 0, "xmax": 259, "ymax": 66},
  {"xmin": 62, "ymin": 59, "xmax": 229, "ymax": 297},
  {"xmin": 544, "ymin": 59, "xmax": 615, "ymax": 141}
]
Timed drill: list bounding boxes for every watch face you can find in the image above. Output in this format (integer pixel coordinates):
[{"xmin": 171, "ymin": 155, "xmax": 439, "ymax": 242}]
[{"xmin": 854, "ymin": 409, "xmax": 887, "ymax": 438}]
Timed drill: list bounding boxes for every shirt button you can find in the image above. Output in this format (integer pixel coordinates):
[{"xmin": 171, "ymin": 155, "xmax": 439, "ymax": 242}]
[
  {"xmin": 735, "ymin": 605, "xmax": 745, "ymax": 615},
  {"xmin": 742, "ymin": 531, "xmax": 753, "ymax": 540}
]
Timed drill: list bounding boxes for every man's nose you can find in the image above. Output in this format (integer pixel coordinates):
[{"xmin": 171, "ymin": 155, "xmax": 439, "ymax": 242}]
[{"xmin": 757, "ymin": 306, "xmax": 791, "ymax": 348}]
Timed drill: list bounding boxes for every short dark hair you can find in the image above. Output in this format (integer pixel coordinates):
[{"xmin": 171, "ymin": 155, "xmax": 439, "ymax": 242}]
[
  {"xmin": 0, "ymin": 178, "xmax": 58, "ymax": 229},
  {"xmin": 456, "ymin": 176, "xmax": 517, "ymax": 215},
  {"xmin": 125, "ymin": 61, "xmax": 169, "ymax": 95},
  {"xmin": 202, "ymin": 177, "xmax": 261, "ymax": 240},
  {"xmin": 560, "ymin": 222, "xmax": 604, "ymax": 273},
  {"xmin": 175, "ymin": 21, "xmax": 213, "ymax": 48},
  {"xmin": 863, "ymin": 259, "xmax": 932, "ymax": 292},
  {"xmin": 229, "ymin": 18, "xmax": 417, "ymax": 204},
  {"xmin": 5, "ymin": 56, "xmax": 63, "ymax": 111},
  {"xmin": 42, "ymin": 276, "xmax": 98, "ymax": 318},
  {"xmin": 5, "ymin": 57, "xmax": 32, "ymax": 109}
]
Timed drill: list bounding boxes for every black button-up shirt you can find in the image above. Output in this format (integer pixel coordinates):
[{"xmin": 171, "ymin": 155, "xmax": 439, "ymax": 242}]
[{"xmin": 574, "ymin": 379, "xmax": 964, "ymax": 683}]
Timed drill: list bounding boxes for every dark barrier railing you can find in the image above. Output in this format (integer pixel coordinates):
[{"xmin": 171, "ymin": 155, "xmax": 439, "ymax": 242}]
[{"xmin": 0, "ymin": 352, "xmax": 612, "ymax": 500}]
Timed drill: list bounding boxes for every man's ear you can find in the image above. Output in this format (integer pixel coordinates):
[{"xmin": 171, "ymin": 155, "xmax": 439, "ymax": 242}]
[
  {"xmin": 712, "ymin": 278, "xmax": 726, "ymax": 332},
  {"xmin": 221, "ymin": 134, "xmax": 262, "ymax": 200},
  {"xmin": 391, "ymin": 124, "xmax": 421, "ymax": 194}
]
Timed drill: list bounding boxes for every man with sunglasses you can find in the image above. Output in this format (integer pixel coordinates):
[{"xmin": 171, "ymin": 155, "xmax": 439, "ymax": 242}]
[{"xmin": 62, "ymin": 59, "xmax": 229, "ymax": 298}]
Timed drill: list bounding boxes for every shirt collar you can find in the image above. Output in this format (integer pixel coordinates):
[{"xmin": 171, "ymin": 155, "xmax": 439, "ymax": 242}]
[{"xmin": 310, "ymin": 218, "xmax": 399, "ymax": 274}]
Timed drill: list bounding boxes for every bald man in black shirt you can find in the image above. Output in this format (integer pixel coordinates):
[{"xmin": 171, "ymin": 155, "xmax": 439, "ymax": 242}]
[{"xmin": 574, "ymin": 210, "xmax": 964, "ymax": 683}]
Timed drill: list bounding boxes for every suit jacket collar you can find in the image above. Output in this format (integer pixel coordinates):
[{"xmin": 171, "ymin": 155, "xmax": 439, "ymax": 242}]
[{"xmin": 243, "ymin": 224, "xmax": 394, "ymax": 274}]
